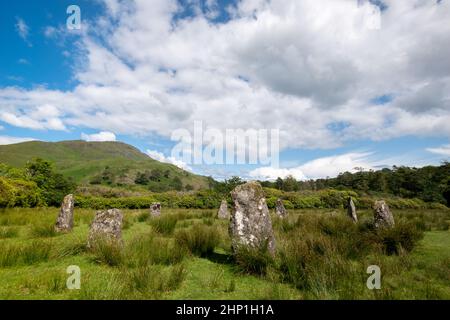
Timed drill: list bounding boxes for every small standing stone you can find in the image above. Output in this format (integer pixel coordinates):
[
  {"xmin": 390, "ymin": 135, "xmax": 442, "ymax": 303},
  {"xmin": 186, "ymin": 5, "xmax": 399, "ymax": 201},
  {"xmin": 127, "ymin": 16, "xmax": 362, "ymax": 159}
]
[
  {"xmin": 218, "ymin": 200, "xmax": 229, "ymax": 219},
  {"xmin": 150, "ymin": 203, "xmax": 161, "ymax": 217},
  {"xmin": 347, "ymin": 197, "xmax": 358, "ymax": 223},
  {"xmin": 275, "ymin": 198, "xmax": 287, "ymax": 218},
  {"xmin": 229, "ymin": 181, "xmax": 276, "ymax": 255},
  {"xmin": 373, "ymin": 200, "xmax": 395, "ymax": 229},
  {"xmin": 87, "ymin": 209, "xmax": 123, "ymax": 248},
  {"xmin": 55, "ymin": 194, "xmax": 74, "ymax": 232}
]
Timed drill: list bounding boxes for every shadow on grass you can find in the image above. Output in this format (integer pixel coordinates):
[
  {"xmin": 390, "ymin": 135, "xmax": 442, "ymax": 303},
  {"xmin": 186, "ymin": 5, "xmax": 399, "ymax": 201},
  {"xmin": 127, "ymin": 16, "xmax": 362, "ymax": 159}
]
[{"xmin": 205, "ymin": 251, "xmax": 234, "ymax": 265}]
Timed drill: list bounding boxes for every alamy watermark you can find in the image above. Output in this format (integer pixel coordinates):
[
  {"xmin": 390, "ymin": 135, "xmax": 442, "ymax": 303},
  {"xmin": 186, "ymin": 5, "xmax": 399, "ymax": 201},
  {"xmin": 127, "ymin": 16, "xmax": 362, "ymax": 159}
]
[
  {"xmin": 66, "ymin": 5, "xmax": 81, "ymax": 30},
  {"xmin": 170, "ymin": 121, "xmax": 280, "ymax": 168},
  {"xmin": 366, "ymin": 265, "xmax": 381, "ymax": 290},
  {"xmin": 66, "ymin": 265, "xmax": 81, "ymax": 290}
]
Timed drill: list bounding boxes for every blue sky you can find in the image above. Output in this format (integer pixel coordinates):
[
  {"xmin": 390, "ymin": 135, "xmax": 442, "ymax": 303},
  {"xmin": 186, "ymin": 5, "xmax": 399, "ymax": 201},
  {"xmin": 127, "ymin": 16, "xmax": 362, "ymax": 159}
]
[{"xmin": 0, "ymin": 0, "xmax": 449, "ymax": 180}]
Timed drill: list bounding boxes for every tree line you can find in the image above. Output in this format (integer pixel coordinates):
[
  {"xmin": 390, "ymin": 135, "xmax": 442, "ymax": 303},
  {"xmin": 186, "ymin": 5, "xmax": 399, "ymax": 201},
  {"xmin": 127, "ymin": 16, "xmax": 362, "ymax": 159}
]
[{"xmin": 256, "ymin": 163, "xmax": 450, "ymax": 206}]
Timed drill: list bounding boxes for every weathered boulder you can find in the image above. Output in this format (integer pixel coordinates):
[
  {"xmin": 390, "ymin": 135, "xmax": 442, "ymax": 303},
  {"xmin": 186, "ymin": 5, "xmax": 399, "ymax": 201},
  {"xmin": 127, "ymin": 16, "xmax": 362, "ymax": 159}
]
[
  {"xmin": 373, "ymin": 200, "xmax": 395, "ymax": 228},
  {"xmin": 275, "ymin": 198, "xmax": 287, "ymax": 218},
  {"xmin": 229, "ymin": 181, "xmax": 276, "ymax": 255},
  {"xmin": 55, "ymin": 194, "xmax": 74, "ymax": 232},
  {"xmin": 218, "ymin": 200, "xmax": 229, "ymax": 219},
  {"xmin": 87, "ymin": 209, "xmax": 123, "ymax": 248},
  {"xmin": 347, "ymin": 197, "xmax": 358, "ymax": 223},
  {"xmin": 150, "ymin": 203, "xmax": 161, "ymax": 217}
]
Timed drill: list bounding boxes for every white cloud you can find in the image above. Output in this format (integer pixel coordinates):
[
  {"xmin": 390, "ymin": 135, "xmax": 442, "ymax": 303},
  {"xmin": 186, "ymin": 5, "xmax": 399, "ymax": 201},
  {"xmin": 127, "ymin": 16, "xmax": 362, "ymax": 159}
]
[
  {"xmin": 249, "ymin": 152, "xmax": 374, "ymax": 180},
  {"xmin": 81, "ymin": 131, "xmax": 116, "ymax": 142},
  {"xmin": 15, "ymin": 17, "xmax": 31, "ymax": 46},
  {"xmin": 426, "ymin": 145, "xmax": 450, "ymax": 157},
  {"xmin": 0, "ymin": 104, "xmax": 66, "ymax": 131},
  {"xmin": 1, "ymin": 0, "xmax": 450, "ymax": 154},
  {"xmin": 0, "ymin": 136, "xmax": 37, "ymax": 145},
  {"xmin": 146, "ymin": 149, "xmax": 192, "ymax": 171}
]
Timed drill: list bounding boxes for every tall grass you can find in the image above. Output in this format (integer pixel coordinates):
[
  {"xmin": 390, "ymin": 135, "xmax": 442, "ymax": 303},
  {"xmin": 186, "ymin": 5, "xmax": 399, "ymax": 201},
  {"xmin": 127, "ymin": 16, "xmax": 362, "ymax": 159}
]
[
  {"xmin": 121, "ymin": 264, "xmax": 187, "ymax": 298},
  {"xmin": 0, "ymin": 241, "xmax": 52, "ymax": 267},
  {"xmin": 0, "ymin": 226, "xmax": 19, "ymax": 239},
  {"xmin": 125, "ymin": 232, "xmax": 186, "ymax": 266},
  {"xmin": 175, "ymin": 224, "xmax": 220, "ymax": 257},
  {"xmin": 29, "ymin": 222, "xmax": 57, "ymax": 238},
  {"xmin": 148, "ymin": 214, "xmax": 178, "ymax": 235},
  {"xmin": 89, "ymin": 238, "xmax": 124, "ymax": 267}
]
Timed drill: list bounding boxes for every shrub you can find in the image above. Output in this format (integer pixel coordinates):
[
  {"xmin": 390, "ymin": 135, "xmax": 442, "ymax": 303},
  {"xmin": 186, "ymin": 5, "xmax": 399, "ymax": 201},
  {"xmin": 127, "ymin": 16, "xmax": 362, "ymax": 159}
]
[{"xmin": 175, "ymin": 224, "xmax": 220, "ymax": 257}]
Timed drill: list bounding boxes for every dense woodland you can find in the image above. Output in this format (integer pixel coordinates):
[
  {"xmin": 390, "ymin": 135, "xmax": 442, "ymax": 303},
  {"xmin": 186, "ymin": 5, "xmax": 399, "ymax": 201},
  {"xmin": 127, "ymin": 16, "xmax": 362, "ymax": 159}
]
[{"xmin": 257, "ymin": 163, "xmax": 450, "ymax": 206}]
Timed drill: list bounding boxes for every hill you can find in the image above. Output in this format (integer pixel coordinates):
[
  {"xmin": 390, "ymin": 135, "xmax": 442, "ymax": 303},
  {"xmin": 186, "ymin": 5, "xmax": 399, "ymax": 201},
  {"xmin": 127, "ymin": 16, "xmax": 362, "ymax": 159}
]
[{"xmin": 0, "ymin": 140, "xmax": 210, "ymax": 191}]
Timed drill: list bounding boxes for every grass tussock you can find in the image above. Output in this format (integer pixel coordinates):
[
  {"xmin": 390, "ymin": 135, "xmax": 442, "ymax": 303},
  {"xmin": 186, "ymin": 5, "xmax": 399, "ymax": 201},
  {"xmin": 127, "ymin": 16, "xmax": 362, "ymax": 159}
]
[
  {"xmin": 0, "ymin": 241, "xmax": 52, "ymax": 267},
  {"xmin": 175, "ymin": 224, "xmax": 220, "ymax": 257},
  {"xmin": 148, "ymin": 214, "xmax": 178, "ymax": 235},
  {"xmin": 89, "ymin": 238, "xmax": 124, "ymax": 267},
  {"xmin": 125, "ymin": 232, "xmax": 187, "ymax": 266},
  {"xmin": 121, "ymin": 264, "xmax": 187, "ymax": 298},
  {"xmin": 29, "ymin": 222, "xmax": 57, "ymax": 238}
]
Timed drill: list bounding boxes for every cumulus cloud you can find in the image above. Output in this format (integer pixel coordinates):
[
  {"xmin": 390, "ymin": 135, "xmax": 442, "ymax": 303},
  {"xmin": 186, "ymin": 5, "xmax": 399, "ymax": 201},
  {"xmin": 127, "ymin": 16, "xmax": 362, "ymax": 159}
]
[
  {"xmin": 0, "ymin": 136, "xmax": 37, "ymax": 145},
  {"xmin": 81, "ymin": 131, "xmax": 116, "ymax": 142},
  {"xmin": 426, "ymin": 145, "xmax": 450, "ymax": 157},
  {"xmin": 249, "ymin": 152, "xmax": 374, "ymax": 180},
  {"xmin": 1, "ymin": 0, "xmax": 450, "ymax": 154},
  {"xmin": 0, "ymin": 104, "xmax": 66, "ymax": 131},
  {"xmin": 146, "ymin": 149, "xmax": 192, "ymax": 171}
]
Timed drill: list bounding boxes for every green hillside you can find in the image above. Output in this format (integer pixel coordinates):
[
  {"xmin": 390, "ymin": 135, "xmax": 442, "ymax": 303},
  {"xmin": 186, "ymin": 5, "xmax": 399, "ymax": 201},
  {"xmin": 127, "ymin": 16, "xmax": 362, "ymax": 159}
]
[{"xmin": 0, "ymin": 140, "xmax": 210, "ymax": 191}]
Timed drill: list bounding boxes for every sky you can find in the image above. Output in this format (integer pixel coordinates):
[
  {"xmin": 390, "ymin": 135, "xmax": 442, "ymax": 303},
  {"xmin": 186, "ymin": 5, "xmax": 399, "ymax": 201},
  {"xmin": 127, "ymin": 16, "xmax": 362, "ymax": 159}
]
[{"xmin": 0, "ymin": 0, "xmax": 449, "ymax": 181}]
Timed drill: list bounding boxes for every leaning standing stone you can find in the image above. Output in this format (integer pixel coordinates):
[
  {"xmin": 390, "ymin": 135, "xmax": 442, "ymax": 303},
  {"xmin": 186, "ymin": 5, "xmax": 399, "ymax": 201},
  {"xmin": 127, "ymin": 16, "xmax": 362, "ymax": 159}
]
[
  {"xmin": 87, "ymin": 209, "xmax": 123, "ymax": 248},
  {"xmin": 150, "ymin": 203, "xmax": 161, "ymax": 217},
  {"xmin": 55, "ymin": 194, "xmax": 74, "ymax": 232},
  {"xmin": 275, "ymin": 198, "xmax": 287, "ymax": 218},
  {"xmin": 218, "ymin": 200, "xmax": 229, "ymax": 219},
  {"xmin": 373, "ymin": 200, "xmax": 395, "ymax": 229},
  {"xmin": 347, "ymin": 197, "xmax": 358, "ymax": 223},
  {"xmin": 229, "ymin": 181, "xmax": 276, "ymax": 255}
]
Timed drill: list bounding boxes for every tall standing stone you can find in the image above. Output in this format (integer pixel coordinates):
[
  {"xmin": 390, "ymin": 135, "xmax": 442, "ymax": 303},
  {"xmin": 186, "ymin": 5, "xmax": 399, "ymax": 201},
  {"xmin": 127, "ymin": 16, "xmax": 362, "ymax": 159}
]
[
  {"xmin": 218, "ymin": 200, "xmax": 229, "ymax": 219},
  {"xmin": 347, "ymin": 197, "xmax": 358, "ymax": 223},
  {"xmin": 373, "ymin": 200, "xmax": 395, "ymax": 229},
  {"xmin": 275, "ymin": 198, "xmax": 287, "ymax": 218},
  {"xmin": 55, "ymin": 194, "xmax": 74, "ymax": 232},
  {"xmin": 150, "ymin": 203, "xmax": 161, "ymax": 217},
  {"xmin": 229, "ymin": 181, "xmax": 276, "ymax": 255},
  {"xmin": 87, "ymin": 209, "xmax": 123, "ymax": 248}
]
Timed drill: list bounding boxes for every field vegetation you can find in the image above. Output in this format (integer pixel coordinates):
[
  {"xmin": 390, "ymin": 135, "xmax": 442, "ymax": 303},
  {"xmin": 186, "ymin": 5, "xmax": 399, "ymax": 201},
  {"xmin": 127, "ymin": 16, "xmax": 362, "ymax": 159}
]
[{"xmin": 0, "ymin": 207, "xmax": 448, "ymax": 300}]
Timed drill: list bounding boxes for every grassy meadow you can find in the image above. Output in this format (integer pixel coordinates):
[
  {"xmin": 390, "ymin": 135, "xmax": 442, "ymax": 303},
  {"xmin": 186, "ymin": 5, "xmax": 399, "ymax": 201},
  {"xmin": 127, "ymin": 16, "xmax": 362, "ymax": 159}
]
[{"xmin": 0, "ymin": 207, "xmax": 449, "ymax": 300}]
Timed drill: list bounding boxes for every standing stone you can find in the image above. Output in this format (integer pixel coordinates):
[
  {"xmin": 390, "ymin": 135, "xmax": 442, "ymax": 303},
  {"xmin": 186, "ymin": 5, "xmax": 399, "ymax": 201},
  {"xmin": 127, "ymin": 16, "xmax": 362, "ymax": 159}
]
[
  {"xmin": 150, "ymin": 203, "xmax": 161, "ymax": 217},
  {"xmin": 87, "ymin": 209, "xmax": 123, "ymax": 248},
  {"xmin": 275, "ymin": 198, "xmax": 287, "ymax": 218},
  {"xmin": 347, "ymin": 197, "xmax": 358, "ymax": 223},
  {"xmin": 373, "ymin": 200, "xmax": 395, "ymax": 229},
  {"xmin": 229, "ymin": 181, "xmax": 276, "ymax": 255},
  {"xmin": 55, "ymin": 194, "xmax": 74, "ymax": 232},
  {"xmin": 218, "ymin": 200, "xmax": 229, "ymax": 219}
]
